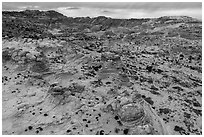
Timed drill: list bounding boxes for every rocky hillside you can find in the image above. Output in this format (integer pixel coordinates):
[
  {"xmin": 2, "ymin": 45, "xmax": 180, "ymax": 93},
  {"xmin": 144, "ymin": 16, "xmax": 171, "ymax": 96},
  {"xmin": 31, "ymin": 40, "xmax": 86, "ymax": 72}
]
[{"xmin": 2, "ymin": 10, "xmax": 202, "ymax": 135}]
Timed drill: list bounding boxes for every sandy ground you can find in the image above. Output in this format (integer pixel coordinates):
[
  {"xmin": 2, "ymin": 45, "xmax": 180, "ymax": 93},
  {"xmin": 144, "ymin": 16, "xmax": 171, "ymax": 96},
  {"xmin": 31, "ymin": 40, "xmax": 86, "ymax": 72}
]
[{"xmin": 2, "ymin": 37, "xmax": 202, "ymax": 135}]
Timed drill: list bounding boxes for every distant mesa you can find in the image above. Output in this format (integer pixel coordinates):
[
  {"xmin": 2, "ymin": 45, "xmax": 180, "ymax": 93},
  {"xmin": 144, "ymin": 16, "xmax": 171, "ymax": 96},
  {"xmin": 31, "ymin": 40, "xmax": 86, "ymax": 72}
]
[
  {"xmin": 102, "ymin": 10, "xmax": 112, "ymax": 13},
  {"xmin": 66, "ymin": 7, "xmax": 80, "ymax": 10}
]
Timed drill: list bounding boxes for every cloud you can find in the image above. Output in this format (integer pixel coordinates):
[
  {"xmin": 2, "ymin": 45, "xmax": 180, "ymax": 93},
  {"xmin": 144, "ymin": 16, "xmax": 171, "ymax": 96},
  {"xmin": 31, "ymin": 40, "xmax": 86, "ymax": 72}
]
[
  {"xmin": 18, "ymin": 5, "xmax": 40, "ymax": 10},
  {"xmin": 3, "ymin": 2, "xmax": 201, "ymax": 11},
  {"xmin": 34, "ymin": 6, "xmax": 39, "ymax": 8}
]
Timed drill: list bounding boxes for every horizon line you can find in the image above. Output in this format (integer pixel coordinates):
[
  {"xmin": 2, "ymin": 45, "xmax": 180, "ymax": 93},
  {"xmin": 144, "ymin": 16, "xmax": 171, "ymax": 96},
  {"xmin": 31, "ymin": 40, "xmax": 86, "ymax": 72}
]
[{"xmin": 2, "ymin": 9, "xmax": 200, "ymax": 21}]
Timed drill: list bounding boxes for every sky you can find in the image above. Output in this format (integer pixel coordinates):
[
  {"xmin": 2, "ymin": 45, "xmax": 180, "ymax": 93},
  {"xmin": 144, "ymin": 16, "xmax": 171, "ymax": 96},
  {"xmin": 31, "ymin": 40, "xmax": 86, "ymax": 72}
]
[{"xmin": 2, "ymin": 2, "xmax": 202, "ymax": 19}]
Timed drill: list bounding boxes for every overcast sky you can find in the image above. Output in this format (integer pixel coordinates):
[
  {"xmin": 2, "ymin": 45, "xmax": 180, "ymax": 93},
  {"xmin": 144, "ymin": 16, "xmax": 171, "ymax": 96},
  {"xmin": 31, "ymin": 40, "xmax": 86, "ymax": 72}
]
[{"xmin": 2, "ymin": 2, "xmax": 202, "ymax": 19}]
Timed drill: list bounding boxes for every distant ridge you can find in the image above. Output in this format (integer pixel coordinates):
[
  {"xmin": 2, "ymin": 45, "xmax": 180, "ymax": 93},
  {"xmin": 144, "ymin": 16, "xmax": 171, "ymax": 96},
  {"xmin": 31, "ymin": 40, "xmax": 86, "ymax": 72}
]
[{"xmin": 2, "ymin": 9, "xmax": 201, "ymax": 21}]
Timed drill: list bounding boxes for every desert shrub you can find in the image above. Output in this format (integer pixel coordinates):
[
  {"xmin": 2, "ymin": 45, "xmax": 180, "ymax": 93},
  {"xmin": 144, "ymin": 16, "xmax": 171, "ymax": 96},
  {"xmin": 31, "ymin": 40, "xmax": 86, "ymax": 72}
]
[{"xmin": 2, "ymin": 50, "xmax": 12, "ymax": 62}]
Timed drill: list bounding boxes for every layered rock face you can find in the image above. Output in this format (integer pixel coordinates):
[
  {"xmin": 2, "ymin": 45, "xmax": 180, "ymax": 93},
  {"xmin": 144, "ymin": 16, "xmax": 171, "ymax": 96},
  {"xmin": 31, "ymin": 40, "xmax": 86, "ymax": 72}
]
[{"xmin": 2, "ymin": 10, "xmax": 202, "ymax": 135}]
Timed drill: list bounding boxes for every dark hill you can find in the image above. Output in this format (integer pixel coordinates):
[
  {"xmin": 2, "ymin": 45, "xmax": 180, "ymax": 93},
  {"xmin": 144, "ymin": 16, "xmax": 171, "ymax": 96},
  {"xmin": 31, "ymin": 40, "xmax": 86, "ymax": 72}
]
[{"xmin": 2, "ymin": 10, "xmax": 202, "ymax": 40}]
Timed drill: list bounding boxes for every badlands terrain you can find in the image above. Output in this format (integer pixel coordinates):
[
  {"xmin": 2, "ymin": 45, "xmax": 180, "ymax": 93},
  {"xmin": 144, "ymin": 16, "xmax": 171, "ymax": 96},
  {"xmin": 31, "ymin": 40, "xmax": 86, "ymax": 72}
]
[{"xmin": 2, "ymin": 10, "xmax": 202, "ymax": 135}]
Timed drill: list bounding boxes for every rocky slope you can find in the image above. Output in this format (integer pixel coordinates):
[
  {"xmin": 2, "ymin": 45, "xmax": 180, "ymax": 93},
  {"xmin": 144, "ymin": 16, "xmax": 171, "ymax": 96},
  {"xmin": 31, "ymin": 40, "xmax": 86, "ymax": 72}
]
[{"xmin": 2, "ymin": 10, "xmax": 202, "ymax": 135}]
